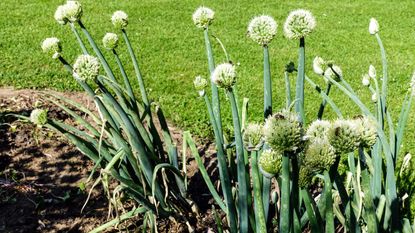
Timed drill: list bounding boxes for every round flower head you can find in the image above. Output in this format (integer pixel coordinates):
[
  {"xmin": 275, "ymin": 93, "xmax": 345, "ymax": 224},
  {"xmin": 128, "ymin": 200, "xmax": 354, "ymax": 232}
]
[
  {"xmin": 369, "ymin": 18, "xmax": 379, "ymax": 35},
  {"xmin": 54, "ymin": 5, "xmax": 68, "ymax": 25},
  {"xmin": 328, "ymin": 119, "xmax": 360, "ymax": 154},
  {"xmin": 313, "ymin": 56, "xmax": 326, "ymax": 75},
  {"xmin": 30, "ymin": 109, "xmax": 48, "ymax": 126},
  {"xmin": 324, "ymin": 65, "xmax": 342, "ymax": 82},
  {"xmin": 193, "ymin": 75, "xmax": 208, "ymax": 96},
  {"xmin": 368, "ymin": 65, "xmax": 376, "ymax": 79},
  {"xmin": 73, "ymin": 55, "xmax": 100, "ymax": 81},
  {"xmin": 192, "ymin": 6, "xmax": 214, "ymax": 29},
  {"xmin": 263, "ymin": 110, "xmax": 304, "ymax": 152},
  {"xmin": 243, "ymin": 123, "xmax": 263, "ymax": 151},
  {"xmin": 112, "ymin": 11, "xmax": 128, "ymax": 30},
  {"xmin": 303, "ymin": 138, "xmax": 336, "ymax": 172},
  {"xmin": 258, "ymin": 149, "xmax": 282, "ymax": 178},
  {"xmin": 41, "ymin": 37, "xmax": 62, "ymax": 59},
  {"xmin": 283, "ymin": 9, "xmax": 316, "ymax": 40},
  {"xmin": 63, "ymin": 1, "xmax": 82, "ymax": 23},
  {"xmin": 102, "ymin": 33, "xmax": 119, "ymax": 50},
  {"xmin": 372, "ymin": 93, "xmax": 378, "ymax": 103},
  {"xmin": 354, "ymin": 116, "xmax": 378, "ymax": 148},
  {"xmin": 362, "ymin": 74, "xmax": 370, "ymax": 86},
  {"xmin": 247, "ymin": 15, "xmax": 278, "ymax": 46},
  {"xmin": 211, "ymin": 63, "xmax": 236, "ymax": 90},
  {"xmin": 306, "ymin": 120, "xmax": 331, "ymax": 141}
]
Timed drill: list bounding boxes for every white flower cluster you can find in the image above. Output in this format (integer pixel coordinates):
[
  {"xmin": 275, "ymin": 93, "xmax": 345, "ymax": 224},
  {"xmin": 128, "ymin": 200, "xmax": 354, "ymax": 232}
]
[
  {"xmin": 284, "ymin": 9, "xmax": 316, "ymax": 40},
  {"xmin": 211, "ymin": 63, "xmax": 236, "ymax": 89},
  {"xmin": 30, "ymin": 109, "xmax": 48, "ymax": 126},
  {"xmin": 247, "ymin": 15, "xmax": 278, "ymax": 46},
  {"xmin": 73, "ymin": 55, "xmax": 100, "ymax": 81},
  {"xmin": 102, "ymin": 33, "xmax": 119, "ymax": 50},
  {"xmin": 192, "ymin": 7, "xmax": 214, "ymax": 29},
  {"xmin": 54, "ymin": 1, "xmax": 83, "ymax": 25},
  {"xmin": 41, "ymin": 37, "xmax": 62, "ymax": 59},
  {"xmin": 112, "ymin": 11, "xmax": 128, "ymax": 30}
]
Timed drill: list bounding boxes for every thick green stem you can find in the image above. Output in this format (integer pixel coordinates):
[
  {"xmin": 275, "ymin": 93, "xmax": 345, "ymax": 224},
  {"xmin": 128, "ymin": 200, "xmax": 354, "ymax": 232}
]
[
  {"xmin": 69, "ymin": 23, "xmax": 88, "ymax": 55},
  {"xmin": 121, "ymin": 29, "xmax": 149, "ymax": 106},
  {"xmin": 375, "ymin": 33, "xmax": 388, "ymax": 120},
  {"xmin": 77, "ymin": 21, "xmax": 116, "ymax": 82},
  {"xmin": 251, "ymin": 151, "xmax": 267, "ymax": 233},
  {"xmin": 317, "ymin": 83, "xmax": 331, "ymax": 120},
  {"xmin": 112, "ymin": 50, "xmax": 136, "ymax": 105},
  {"xmin": 284, "ymin": 71, "xmax": 292, "ymax": 109},
  {"xmin": 280, "ymin": 153, "xmax": 291, "ymax": 233},
  {"xmin": 263, "ymin": 46, "xmax": 272, "ymax": 118},
  {"xmin": 295, "ymin": 38, "xmax": 305, "ymax": 124},
  {"xmin": 227, "ymin": 90, "xmax": 248, "ymax": 233},
  {"xmin": 203, "ymin": 95, "xmax": 238, "ymax": 233},
  {"xmin": 204, "ymin": 29, "xmax": 223, "ymax": 139}
]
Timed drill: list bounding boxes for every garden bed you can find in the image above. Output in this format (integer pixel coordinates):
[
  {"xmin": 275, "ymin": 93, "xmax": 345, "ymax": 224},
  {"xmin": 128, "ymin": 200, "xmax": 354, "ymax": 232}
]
[{"xmin": 0, "ymin": 87, "xmax": 219, "ymax": 232}]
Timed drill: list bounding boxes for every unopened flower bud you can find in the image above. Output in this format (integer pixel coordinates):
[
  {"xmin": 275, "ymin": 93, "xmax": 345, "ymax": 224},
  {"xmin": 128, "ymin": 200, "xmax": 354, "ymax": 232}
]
[
  {"xmin": 243, "ymin": 123, "xmax": 263, "ymax": 151},
  {"xmin": 30, "ymin": 109, "xmax": 48, "ymax": 126},
  {"xmin": 247, "ymin": 15, "xmax": 278, "ymax": 46},
  {"xmin": 313, "ymin": 56, "xmax": 326, "ymax": 75},
  {"xmin": 211, "ymin": 63, "xmax": 236, "ymax": 90},
  {"xmin": 193, "ymin": 76, "xmax": 208, "ymax": 96},
  {"xmin": 112, "ymin": 11, "xmax": 128, "ymax": 29},
  {"xmin": 284, "ymin": 9, "xmax": 316, "ymax": 40},
  {"xmin": 73, "ymin": 55, "xmax": 100, "ymax": 81},
  {"xmin": 102, "ymin": 33, "xmax": 119, "ymax": 50},
  {"xmin": 324, "ymin": 65, "xmax": 342, "ymax": 82},
  {"xmin": 368, "ymin": 65, "xmax": 376, "ymax": 78},
  {"xmin": 362, "ymin": 74, "xmax": 370, "ymax": 86},
  {"xmin": 41, "ymin": 37, "xmax": 62, "ymax": 59},
  {"xmin": 369, "ymin": 18, "xmax": 379, "ymax": 35},
  {"xmin": 372, "ymin": 93, "xmax": 378, "ymax": 103},
  {"xmin": 192, "ymin": 7, "xmax": 214, "ymax": 29}
]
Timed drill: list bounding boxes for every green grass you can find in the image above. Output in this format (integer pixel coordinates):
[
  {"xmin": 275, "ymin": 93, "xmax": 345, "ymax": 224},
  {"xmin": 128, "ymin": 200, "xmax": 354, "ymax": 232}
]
[{"xmin": 1, "ymin": 0, "xmax": 415, "ymax": 147}]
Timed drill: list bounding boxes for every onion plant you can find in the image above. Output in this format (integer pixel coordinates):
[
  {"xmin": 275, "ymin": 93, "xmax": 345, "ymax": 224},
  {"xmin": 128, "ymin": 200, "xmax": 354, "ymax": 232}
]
[
  {"xmin": 187, "ymin": 6, "xmax": 415, "ymax": 233},
  {"xmin": 28, "ymin": 1, "xmax": 195, "ymax": 231}
]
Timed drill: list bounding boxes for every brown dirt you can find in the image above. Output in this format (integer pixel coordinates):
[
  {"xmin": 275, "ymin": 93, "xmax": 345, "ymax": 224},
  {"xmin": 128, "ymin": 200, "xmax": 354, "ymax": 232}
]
[{"xmin": 0, "ymin": 87, "xmax": 220, "ymax": 232}]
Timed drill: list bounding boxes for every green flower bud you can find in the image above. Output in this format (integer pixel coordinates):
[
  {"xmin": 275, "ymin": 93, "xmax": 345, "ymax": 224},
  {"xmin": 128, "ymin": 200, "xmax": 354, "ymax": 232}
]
[
  {"xmin": 354, "ymin": 116, "xmax": 378, "ymax": 148},
  {"xmin": 112, "ymin": 11, "xmax": 128, "ymax": 30},
  {"xmin": 298, "ymin": 166, "xmax": 313, "ymax": 188},
  {"xmin": 73, "ymin": 55, "xmax": 100, "ymax": 81},
  {"xmin": 258, "ymin": 149, "xmax": 282, "ymax": 178},
  {"xmin": 193, "ymin": 76, "xmax": 208, "ymax": 96},
  {"xmin": 102, "ymin": 33, "xmax": 119, "ymax": 50},
  {"xmin": 243, "ymin": 123, "xmax": 263, "ymax": 151},
  {"xmin": 247, "ymin": 15, "xmax": 278, "ymax": 46},
  {"xmin": 303, "ymin": 138, "xmax": 336, "ymax": 172},
  {"xmin": 313, "ymin": 56, "xmax": 326, "ymax": 75},
  {"xmin": 324, "ymin": 65, "xmax": 342, "ymax": 82},
  {"xmin": 328, "ymin": 119, "xmax": 360, "ymax": 154},
  {"xmin": 63, "ymin": 1, "xmax": 82, "ymax": 23},
  {"xmin": 283, "ymin": 9, "xmax": 316, "ymax": 40},
  {"xmin": 211, "ymin": 63, "xmax": 236, "ymax": 90},
  {"xmin": 30, "ymin": 109, "xmax": 48, "ymax": 126},
  {"xmin": 192, "ymin": 6, "xmax": 214, "ymax": 29},
  {"xmin": 306, "ymin": 120, "xmax": 331, "ymax": 141},
  {"xmin": 263, "ymin": 110, "xmax": 304, "ymax": 152},
  {"xmin": 41, "ymin": 37, "xmax": 62, "ymax": 59}
]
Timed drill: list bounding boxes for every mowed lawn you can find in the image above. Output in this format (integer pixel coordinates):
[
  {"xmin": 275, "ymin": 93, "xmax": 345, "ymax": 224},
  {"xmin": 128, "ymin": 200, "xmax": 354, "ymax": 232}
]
[{"xmin": 1, "ymin": 0, "xmax": 415, "ymax": 153}]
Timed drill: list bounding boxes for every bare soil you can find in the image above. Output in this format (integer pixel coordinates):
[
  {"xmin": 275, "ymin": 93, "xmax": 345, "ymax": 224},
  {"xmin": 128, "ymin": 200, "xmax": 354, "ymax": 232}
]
[{"xmin": 0, "ymin": 87, "xmax": 220, "ymax": 232}]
